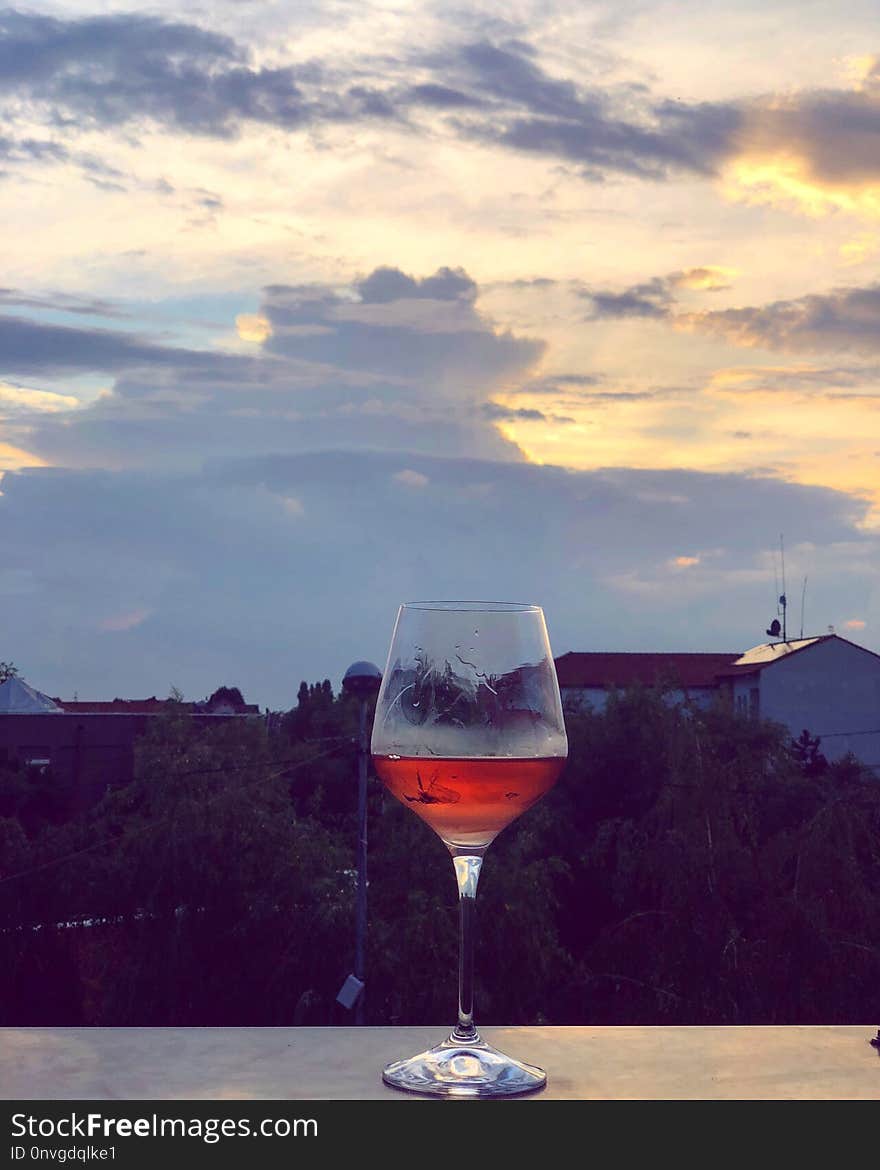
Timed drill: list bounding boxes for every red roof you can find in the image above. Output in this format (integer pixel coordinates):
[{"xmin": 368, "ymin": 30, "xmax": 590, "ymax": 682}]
[{"xmin": 554, "ymin": 651, "xmax": 741, "ymax": 690}]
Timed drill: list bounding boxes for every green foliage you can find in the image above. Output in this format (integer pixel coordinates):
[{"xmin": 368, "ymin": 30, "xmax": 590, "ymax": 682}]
[
  {"xmin": 1, "ymin": 678, "xmax": 879, "ymax": 1026},
  {"xmin": 0, "ymin": 756, "xmax": 74, "ymax": 835},
  {"xmin": 0, "ymin": 661, "xmax": 18, "ymax": 683}
]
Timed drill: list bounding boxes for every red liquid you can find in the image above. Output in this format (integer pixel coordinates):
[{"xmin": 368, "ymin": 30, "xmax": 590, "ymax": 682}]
[{"xmin": 373, "ymin": 755, "xmax": 565, "ymax": 849}]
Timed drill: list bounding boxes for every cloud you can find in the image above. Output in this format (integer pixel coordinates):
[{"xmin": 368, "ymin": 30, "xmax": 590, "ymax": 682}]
[
  {"xmin": 281, "ymin": 495, "xmax": 305, "ymax": 516},
  {"xmin": 259, "ymin": 267, "xmax": 542, "ymax": 395},
  {"xmin": 405, "ymin": 83, "xmax": 485, "ymax": 110},
  {"xmin": 583, "ymin": 277, "xmax": 674, "ymax": 319},
  {"xmin": 0, "ymin": 381, "xmax": 79, "ymax": 413},
  {"xmin": 0, "ymin": 13, "xmax": 749, "ymax": 183},
  {"xmin": 669, "ymin": 267, "xmax": 736, "ymax": 292},
  {"xmin": 0, "ymin": 10, "xmax": 299, "ymax": 138},
  {"xmin": 443, "ymin": 40, "xmax": 741, "ymax": 180},
  {"xmin": 722, "ymin": 65, "xmax": 880, "ymax": 216},
  {"xmin": 392, "ymin": 468, "xmax": 429, "ymax": 488},
  {"xmin": 0, "ymin": 312, "xmax": 258, "ymax": 378},
  {"xmin": 0, "ymin": 453, "xmax": 875, "ymax": 707},
  {"xmin": 355, "ymin": 265, "xmax": 477, "ymax": 304},
  {"xmin": 6, "ymin": 11, "xmax": 880, "ymax": 211},
  {"xmin": 0, "ymin": 287, "xmax": 131, "ymax": 320},
  {"xmin": 681, "ymin": 283, "xmax": 880, "ymax": 355},
  {"xmin": 99, "ymin": 607, "xmax": 152, "ymax": 632},
  {"xmin": 0, "ymin": 9, "xmax": 403, "ymax": 141},
  {"xmin": 505, "ymin": 372, "xmax": 602, "ymax": 395},
  {"xmin": 235, "ymin": 314, "xmax": 272, "ymax": 343},
  {"xmin": 707, "ymin": 362, "xmax": 880, "ymax": 394},
  {"xmin": 481, "ymin": 402, "xmax": 575, "ymax": 424},
  {"xmin": 7, "ymin": 265, "xmax": 543, "ymax": 470},
  {"xmin": 579, "ymin": 266, "xmax": 736, "ymax": 322}
]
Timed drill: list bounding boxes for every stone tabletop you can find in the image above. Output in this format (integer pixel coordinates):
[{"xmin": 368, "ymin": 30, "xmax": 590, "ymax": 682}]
[{"xmin": 2, "ymin": 1026, "xmax": 879, "ymax": 1100}]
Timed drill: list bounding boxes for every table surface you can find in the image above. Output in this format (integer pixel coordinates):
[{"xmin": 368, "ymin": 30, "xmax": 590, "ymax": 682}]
[{"xmin": 2, "ymin": 1026, "xmax": 879, "ymax": 1100}]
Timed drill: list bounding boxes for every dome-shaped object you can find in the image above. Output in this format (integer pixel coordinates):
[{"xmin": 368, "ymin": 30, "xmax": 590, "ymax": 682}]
[{"xmin": 342, "ymin": 660, "xmax": 382, "ymax": 696}]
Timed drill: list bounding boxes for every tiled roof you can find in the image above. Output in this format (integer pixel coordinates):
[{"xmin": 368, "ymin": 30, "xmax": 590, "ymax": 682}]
[{"xmin": 554, "ymin": 651, "xmax": 741, "ymax": 689}]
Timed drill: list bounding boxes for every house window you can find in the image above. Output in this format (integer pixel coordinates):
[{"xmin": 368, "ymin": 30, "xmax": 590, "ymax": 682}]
[
  {"xmin": 736, "ymin": 693, "xmax": 747, "ymax": 715},
  {"xmin": 749, "ymin": 688, "xmax": 760, "ymax": 718}
]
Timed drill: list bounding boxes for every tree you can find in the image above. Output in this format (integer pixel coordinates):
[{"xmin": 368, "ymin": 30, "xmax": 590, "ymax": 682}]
[
  {"xmin": 206, "ymin": 685, "xmax": 246, "ymax": 709},
  {"xmin": 789, "ymin": 729, "xmax": 829, "ymax": 777},
  {"xmin": 0, "ymin": 661, "xmax": 19, "ymax": 683}
]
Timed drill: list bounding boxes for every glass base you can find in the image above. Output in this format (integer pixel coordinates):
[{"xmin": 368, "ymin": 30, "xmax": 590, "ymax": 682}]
[{"xmin": 382, "ymin": 1031, "xmax": 547, "ymax": 1098}]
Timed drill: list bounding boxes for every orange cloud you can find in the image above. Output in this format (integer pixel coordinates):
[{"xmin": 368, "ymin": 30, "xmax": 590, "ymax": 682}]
[
  {"xmin": 392, "ymin": 469, "xmax": 429, "ymax": 488},
  {"xmin": 721, "ymin": 74, "xmax": 880, "ymax": 218},
  {"xmin": 99, "ymin": 608, "xmax": 152, "ymax": 632},
  {"xmin": 282, "ymin": 496, "xmax": 305, "ymax": 516},
  {"xmin": 844, "ymin": 618, "xmax": 866, "ymax": 629},
  {"xmin": 671, "ymin": 267, "xmax": 737, "ymax": 292},
  {"xmin": 0, "ymin": 441, "xmax": 48, "ymax": 470},
  {"xmin": 235, "ymin": 313, "xmax": 272, "ymax": 343}
]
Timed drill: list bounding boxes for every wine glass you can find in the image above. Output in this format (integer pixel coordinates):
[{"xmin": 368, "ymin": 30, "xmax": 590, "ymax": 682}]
[{"xmin": 371, "ymin": 601, "xmax": 568, "ymax": 1097}]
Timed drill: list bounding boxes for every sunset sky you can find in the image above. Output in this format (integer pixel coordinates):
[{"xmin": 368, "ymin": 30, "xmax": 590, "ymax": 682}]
[{"xmin": 1, "ymin": 0, "xmax": 879, "ymax": 708}]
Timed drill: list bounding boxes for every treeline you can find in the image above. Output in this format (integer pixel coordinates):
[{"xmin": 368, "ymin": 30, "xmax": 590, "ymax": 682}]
[{"xmin": 1, "ymin": 683, "xmax": 879, "ymax": 1025}]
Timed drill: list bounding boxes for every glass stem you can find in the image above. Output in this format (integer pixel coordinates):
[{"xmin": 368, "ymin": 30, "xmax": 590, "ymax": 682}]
[{"xmin": 451, "ymin": 852, "xmax": 484, "ymax": 1043}]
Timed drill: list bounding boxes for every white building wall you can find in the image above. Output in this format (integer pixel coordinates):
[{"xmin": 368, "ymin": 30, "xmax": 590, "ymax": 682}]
[
  {"xmin": 759, "ymin": 639, "xmax": 880, "ymax": 768},
  {"xmin": 731, "ymin": 676, "xmax": 761, "ymax": 720}
]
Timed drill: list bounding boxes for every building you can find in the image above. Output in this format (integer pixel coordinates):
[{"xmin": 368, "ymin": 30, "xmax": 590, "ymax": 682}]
[
  {"xmin": 714, "ymin": 636, "xmax": 880, "ymax": 768},
  {"xmin": 555, "ymin": 634, "xmax": 880, "ymax": 770},
  {"xmin": 556, "ymin": 650, "xmax": 740, "ymax": 714},
  {"xmin": 0, "ymin": 680, "xmax": 261, "ymax": 813}
]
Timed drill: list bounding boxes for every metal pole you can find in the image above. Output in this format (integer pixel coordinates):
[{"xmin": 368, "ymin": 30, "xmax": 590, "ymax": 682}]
[{"xmin": 354, "ymin": 697, "xmax": 368, "ymax": 1024}]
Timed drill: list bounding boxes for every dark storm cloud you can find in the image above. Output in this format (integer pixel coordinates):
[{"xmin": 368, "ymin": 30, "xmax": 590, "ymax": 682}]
[
  {"xmin": 0, "ymin": 8, "xmax": 395, "ymax": 138},
  {"xmin": 0, "ymin": 289, "xmax": 131, "ymax": 320},
  {"xmin": 451, "ymin": 40, "xmax": 597, "ymax": 121},
  {"xmin": 405, "ymin": 83, "xmax": 485, "ymax": 109},
  {"xmin": 584, "ymin": 277, "xmax": 674, "ymax": 320},
  {"xmin": 683, "ymin": 283, "xmax": 880, "ymax": 355},
  {"xmin": 0, "ymin": 313, "xmax": 256, "ymax": 377},
  {"xmin": 1, "ymin": 453, "xmax": 875, "ymax": 707},
  {"xmin": 354, "ymin": 265, "xmax": 477, "ymax": 303},
  {"xmin": 438, "ymin": 40, "xmax": 742, "ymax": 179},
  {"xmin": 0, "ymin": 12, "xmax": 742, "ymax": 180},
  {"xmin": 480, "ymin": 402, "xmax": 575, "ymax": 424},
  {"xmin": 6, "ymin": 11, "xmax": 879, "ymax": 191}
]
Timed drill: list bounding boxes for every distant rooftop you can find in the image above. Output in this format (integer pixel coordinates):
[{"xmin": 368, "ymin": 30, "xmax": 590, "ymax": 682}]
[
  {"xmin": 557, "ymin": 634, "xmax": 878, "ymax": 690},
  {"xmin": 726, "ymin": 636, "xmax": 829, "ymax": 671},
  {"xmin": 554, "ymin": 651, "xmax": 741, "ymax": 690},
  {"xmin": 51, "ymin": 696, "xmax": 260, "ymax": 716}
]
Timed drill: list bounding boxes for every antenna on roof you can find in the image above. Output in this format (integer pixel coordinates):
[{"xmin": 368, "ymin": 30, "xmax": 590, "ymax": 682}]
[
  {"xmin": 799, "ymin": 575, "xmax": 807, "ymax": 640},
  {"xmin": 766, "ymin": 533, "xmax": 787, "ymax": 641}
]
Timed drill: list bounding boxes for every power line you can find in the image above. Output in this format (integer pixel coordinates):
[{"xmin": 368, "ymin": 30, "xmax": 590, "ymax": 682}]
[{"xmin": 810, "ymin": 728, "xmax": 880, "ymax": 738}]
